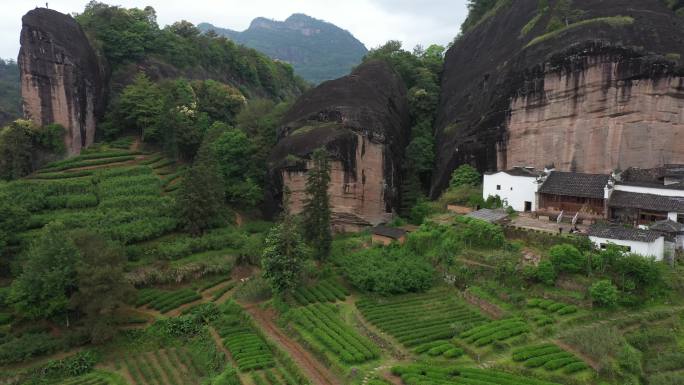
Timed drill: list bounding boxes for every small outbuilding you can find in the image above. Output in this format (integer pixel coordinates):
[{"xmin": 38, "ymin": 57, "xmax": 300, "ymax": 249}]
[
  {"xmin": 650, "ymin": 220, "xmax": 684, "ymax": 251},
  {"xmin": 588, "ymin": 225, "xmax": 665, "ymax": 261},
  {"xmin": 371, "ymin": 225, "xmax": 407, "ymax": 246},
  {"xmin": 482, "ymin": 167, "xmax": 541, "ymax": 212}
]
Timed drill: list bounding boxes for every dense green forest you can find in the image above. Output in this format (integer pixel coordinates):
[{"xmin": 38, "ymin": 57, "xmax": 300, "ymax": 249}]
[{"xmin": 0, "ymin": 59, "xmax": 20, "ymax": 127}]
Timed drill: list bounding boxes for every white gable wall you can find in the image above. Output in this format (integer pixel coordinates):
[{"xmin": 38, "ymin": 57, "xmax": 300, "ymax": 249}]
[
  {"xmin": 589, "ymin": 235, "xmax": 665, "ymax": 261},
  {"xmin": 483, "ymin": 172, "xmax": 538, "ymax": 212},
  {"xmin": 614, "ymin": 184, "xmax": 684, "ymax": 198}
]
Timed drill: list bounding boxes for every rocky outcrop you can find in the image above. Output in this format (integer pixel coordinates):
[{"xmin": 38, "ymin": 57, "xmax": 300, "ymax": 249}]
[
  {"xmin": 19, "ymin": 8, "xmax": 107, "ymax": 155},
  {"xmin": 268, "ymin": 60, "xmax": 410, "ymax": 231},
  {"xmin": 432, "ymin": 0, "xmax": 684, "ymax": 197}
]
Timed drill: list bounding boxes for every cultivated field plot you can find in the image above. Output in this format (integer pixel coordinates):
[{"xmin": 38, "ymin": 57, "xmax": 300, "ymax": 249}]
[
  {"xmin": 512, "ymin": 343, "xmax": 589, "ymax": 374},
  {"xmin": 214, "ymin": 301, "xmax": 275, "ymax": 371},
  {"xmin": 292, "ymin": 280, "xmax": 350, "ymax": 305},
  {"xmin": 135, "ymin": 288, "xmax": 202, "ymax": 313},
  {"xmin": 391, "ymin": 365, "xmax": 563, "ymax": 385},
  {"xmin": 119, "ymin": 347, "xmax": 204, "ymax": 385},
  {"xmin": 527, "ymin": 299, "xmax": 578, "ymax": 315},
  {"xmin": 356, "ymin": 291, "xmax": 488, "ymax": 347},
  {"xmin": 16, "ymin": 164, "xmax": 178, "ymax": 246},
  {"xmin": 458, "ymin": 318, "xmax": 529, "ymax": 347},
  {"xmin": 57, "ymin": 371, "xmax": 123, "ymax": 385},
  {"xmin": 250, "ymin": 368, "xmax": 303, "ymax": 385},
  {"xmin": 414, "ymin": 340, "xmax": 464, "ymax": 359},
  {"xmin": 290, "ymin": 303, "xmax": 379, "ymax": 364}
]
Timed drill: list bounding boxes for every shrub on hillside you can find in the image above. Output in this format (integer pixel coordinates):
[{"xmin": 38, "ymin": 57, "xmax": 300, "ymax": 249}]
[
  {"xmin": 341, "ymin": 244, "xmax": 435, "ymax": 295},
  {"xmin": 535, "ymin": 260, "xmax": 557, "ymax": 286},
  {"xmin": 454, "ymin": 216, "xmax": 505, "ymax": 249},
  {"xmin": 549, "ymin": 244, "xmax": 586, "ymax": 273},
  {"xmin": 590, "ymin": 280, "xmax": 619, "ymax": 307}
]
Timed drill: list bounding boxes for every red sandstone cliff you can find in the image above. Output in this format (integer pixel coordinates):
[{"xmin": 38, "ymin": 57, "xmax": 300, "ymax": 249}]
[
  {"xmin": 432, "ymin": 0, "xmax": 684, "ymax": 196},
  {"xmin": 268, "ymin": 60, "xmax": 410, "ymax": 231},
  {"xmin": 18, "ymin": 8, "xmax": 107, "ymax": 155}
]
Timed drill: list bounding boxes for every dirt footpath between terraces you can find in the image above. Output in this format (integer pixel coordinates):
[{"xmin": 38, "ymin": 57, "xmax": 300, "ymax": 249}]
[{"xmin": 244, "ymin": 305, "xmax": 342, "ymax": 385}]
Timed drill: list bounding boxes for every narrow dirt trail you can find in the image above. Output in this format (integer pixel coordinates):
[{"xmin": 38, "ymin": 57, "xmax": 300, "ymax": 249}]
[{"xmin": 243, "ymin": 305, "xmax": 342, "ymax": 385}]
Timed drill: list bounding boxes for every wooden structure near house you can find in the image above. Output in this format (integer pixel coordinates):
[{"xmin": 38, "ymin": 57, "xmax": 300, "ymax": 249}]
[
  {"xmin": 537, "ymin": 172, "xmax": 609, "ymax": 216},
  {"xmin": 371, "ymin": 225, "xmax": 407, "ymax": 245}
]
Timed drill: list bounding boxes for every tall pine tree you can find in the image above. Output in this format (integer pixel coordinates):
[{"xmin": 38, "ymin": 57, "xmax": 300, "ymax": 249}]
[
  {"xmin": 262, "ymin": 194, "xmax": 308, "ymax": 295},
  {"xmin": 176, "ymin": 130, "xmax": 226, "ymax": 235},
  {"xmin": 302, "ymin": 148, "xmax": 332, "ymax": 260}
]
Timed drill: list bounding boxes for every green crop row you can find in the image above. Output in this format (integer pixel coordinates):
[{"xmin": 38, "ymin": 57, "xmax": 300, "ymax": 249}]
[
  {"xmin": 198, "ymin": 275, "xmax": 232, "ymax": 292},
  {"xmin": 414, "ymin": 340, "xmax": 464, "ymax": 359},
  {"xmin": 291, "ymin": 303, "xmax": 379, "ymax": 364},
  {"xmin": 27, "ymin": 170, "xmax": 94, "ymax": 180},
  {"xmin": 512, "ymin": 343, "xmax": 588, "ymax": 373},
  {"xmin": 358, "ymin": 292, "xmax": 487, "ymax": 348},
  {"xmin": 527, "ymin": 299, "xmax": 577, "ymax": 315},
  {"xmin": 391, "ymin": 365, "xmax": 563, "ymax": 385},
  {"xmin": 39, "ymin": 155, "xmax": 136, "ymax": 172},
  {"xmin": 459, "ymin": 318, "xmax": 529, "ymax": 347},
  {"xmin": 44, "ymin": 150, "xmax": 140, "ymax": 168},
  {"xmin": 292, "ymin": 280, "xmax": 348, "ymax": 305},
  {"xmin": 136, "ymin": 288, "xmax": 201, "ymax": 313},
  {"xmin": 214, "ymin": 301, "xmax": 275, "ymax": 372}
]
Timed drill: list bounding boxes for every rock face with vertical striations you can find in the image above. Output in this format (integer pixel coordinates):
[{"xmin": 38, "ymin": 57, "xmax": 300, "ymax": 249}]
[
  {"xmin": 268, "ymin": 60, "xmax": 410, "ymax": 231},
  {"xmin": 432, "ymin": 0, "xmax": 684, "ymax": 197},
  {"xmin": 19, "ymin": 8, "xmax": 107, "ymax": 155}
]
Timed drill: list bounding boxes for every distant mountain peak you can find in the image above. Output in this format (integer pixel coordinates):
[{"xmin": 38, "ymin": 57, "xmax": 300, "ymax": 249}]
[{"xmin": 199, "ymin": 14, "xmax": 367, "ymax": 84}]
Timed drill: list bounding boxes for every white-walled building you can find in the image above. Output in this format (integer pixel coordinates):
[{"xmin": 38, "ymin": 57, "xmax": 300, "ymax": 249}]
[
  {"xmin": 482, "ymin": 167, "xmax": 541, "ymax": 212},
  {"xmin": 588, "ymin": 225, "xmax": 665, "ymax": 261},
  {"xmin": 608, "ymin": 165, "xmax": 684, "ymax": 225}
]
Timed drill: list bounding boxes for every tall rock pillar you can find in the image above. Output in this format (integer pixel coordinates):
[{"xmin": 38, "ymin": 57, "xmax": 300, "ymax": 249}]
[{"xmin": 18, "ymin": 8, "xmax": 106, "ymax": 155}]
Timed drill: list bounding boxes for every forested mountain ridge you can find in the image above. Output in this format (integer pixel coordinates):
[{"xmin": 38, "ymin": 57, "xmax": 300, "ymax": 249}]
[{"xmin": 199, "ymin": 14, "xmax": 368, "ymax": 84}]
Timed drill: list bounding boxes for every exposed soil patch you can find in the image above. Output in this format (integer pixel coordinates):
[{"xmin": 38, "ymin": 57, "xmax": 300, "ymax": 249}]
[{"xmin": 462, "ymin": 290, "xmax": 504, "ymax": 320}]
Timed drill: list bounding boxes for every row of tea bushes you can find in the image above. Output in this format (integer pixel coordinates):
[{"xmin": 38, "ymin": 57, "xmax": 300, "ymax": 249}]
[
  {"xmin": 459, "ymin": 318, "xmax": 529, "ymax": 347},
  {"xmin": 292, "ymin": 280, "xmax": 349, "ymax": 305},
  {"xmin": 357, "ymin": 291, "xmax": 488, "ymax": 347},
  {"xmin": 214, "ymin": 301, "xmax": 275, "ymax": 371},
  {"xmin": 135, "ymin": 288, "xmax": 201, "ymax": 313},
  {"xmin": 512, "ymin": 344, "xmax": 589, "ymax": 374},
  {"xmin": 290, "ymin": 303, "xmax": 379, "ymax": 364},
  {"xmin": 391, "ymin": 365, "xmax": 563, "ymax": 385},
  {"xmin": 527, "ymin": 299, "xmax": 578, "ymax": 315}
]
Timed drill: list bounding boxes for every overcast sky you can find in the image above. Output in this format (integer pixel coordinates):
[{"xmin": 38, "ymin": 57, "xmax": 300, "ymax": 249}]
[{"xmin": 0, "ymin": 0, "xmax": 468, "ymax": 60}]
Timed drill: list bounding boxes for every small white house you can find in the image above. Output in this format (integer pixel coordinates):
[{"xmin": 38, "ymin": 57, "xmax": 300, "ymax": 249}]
[
  {"xmin": 588, "ymin": 225, "xmax": 665, "ymax": 261},
  {"xmin": 483, "ymin": 167, "xmax": 540, "ymax": 212}
]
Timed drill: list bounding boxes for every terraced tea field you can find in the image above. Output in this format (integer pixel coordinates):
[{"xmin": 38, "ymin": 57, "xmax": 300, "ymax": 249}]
[
  {"xmin": 356, "ymin": 291, "xmax": 488, "ymax": 347},
  {"xmin": 391, "ymin": 365, "xmax": 564, "ymax": 385},
  {"xmin": 118, "ymin": 348, "xmax": 204, "ymax": 385},
  {"xmin": 290, "ymin": 303, "xmax": 379, "ymax": 364}
]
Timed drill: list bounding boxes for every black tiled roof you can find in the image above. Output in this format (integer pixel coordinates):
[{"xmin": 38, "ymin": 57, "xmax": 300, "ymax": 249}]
[
  {"xmin": 505, "ymin": 167, "xmax": 541, "ymax": 177},
  {"xmin": 588, "ymin": 225, "xmax": 662, "ymax": 242},
  {"xmin": 619, "ymin": 166, "xmax": 684, "ymax": 190},
  {"xmin": 650, "ymin": 220, "xmax": 684, "ymax": 233},
  {"xmin": 372, "ymin": 225, "xmax": 407, "ymax": 239},
  {"xmin": 609, "ymin": 190, "xmax": 684, "ymax": 213},
  {"xmin": 539, "ymin": 172, "xmax": 609, "ymax": 199}
]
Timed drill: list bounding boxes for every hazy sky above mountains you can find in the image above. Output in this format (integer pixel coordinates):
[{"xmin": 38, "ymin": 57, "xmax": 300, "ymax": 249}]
[{"xmin": 1, "ymin": 0, "xmax": 468, "ymax": 59}]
